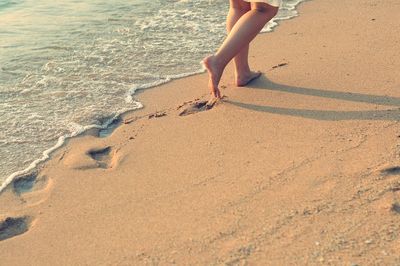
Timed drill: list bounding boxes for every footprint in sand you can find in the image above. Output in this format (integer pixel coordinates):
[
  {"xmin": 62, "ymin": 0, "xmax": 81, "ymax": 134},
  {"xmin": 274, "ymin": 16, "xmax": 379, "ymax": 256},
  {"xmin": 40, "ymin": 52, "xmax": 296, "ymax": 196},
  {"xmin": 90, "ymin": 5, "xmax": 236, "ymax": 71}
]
[
  {"xmin": 12, "ymin": 172, "xmax": 49, "ymax": 195},
  {"xmin": 98, "ymin": 118, "xmax": 122, "ymax": 138},
  {"xmin": 148, "ymin": 111, "xmax": 167, "ymax": 119},
  {"xmin": 178, "ymin": 98, "xmax": 221, "ymax": 116},
  {"xmin": 13, "ymin": 173, "xmax": 37, "ymax": 195},
  {"xmin": 392, "ymin": 203, "xmax": 400, "ymax": 214},
  {"xmin": 88, "ymin": 146, "xmax": 112, "ymax": 169},
  {"xmin": 63, "ymin": 144, "xmax": 119, "ymax": 170},
  {"xmin": 0, "ymin": 216, "xmax": 31, "ymax": 241},
  {"xmin": 381, "ymin": 166, "xmax": 400, "ymax": 176}
]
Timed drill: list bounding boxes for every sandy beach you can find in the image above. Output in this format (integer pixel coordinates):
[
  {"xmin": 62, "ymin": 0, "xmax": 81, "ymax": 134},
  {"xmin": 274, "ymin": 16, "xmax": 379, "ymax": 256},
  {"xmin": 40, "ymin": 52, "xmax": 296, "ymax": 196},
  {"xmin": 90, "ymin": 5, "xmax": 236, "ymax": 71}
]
[{"xmin": 1, "ymin": 0, "xmax": 400, "ymax": 264}]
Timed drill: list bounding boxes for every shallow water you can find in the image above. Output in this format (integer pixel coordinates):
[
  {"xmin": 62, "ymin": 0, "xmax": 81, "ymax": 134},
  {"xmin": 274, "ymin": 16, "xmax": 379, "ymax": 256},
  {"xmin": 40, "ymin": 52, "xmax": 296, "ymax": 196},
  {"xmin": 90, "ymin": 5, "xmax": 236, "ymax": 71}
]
[{"xmin": 0, "ymin": 0, "xmax": 307, "ymax": 191}]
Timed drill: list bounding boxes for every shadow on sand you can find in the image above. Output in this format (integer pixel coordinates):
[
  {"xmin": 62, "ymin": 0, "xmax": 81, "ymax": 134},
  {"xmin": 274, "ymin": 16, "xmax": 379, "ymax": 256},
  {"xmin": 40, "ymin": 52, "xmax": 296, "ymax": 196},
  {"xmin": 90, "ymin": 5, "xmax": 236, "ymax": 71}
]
[{"xmin": 226, "ymin": 76, "xmax": 400, "ymax": 121}]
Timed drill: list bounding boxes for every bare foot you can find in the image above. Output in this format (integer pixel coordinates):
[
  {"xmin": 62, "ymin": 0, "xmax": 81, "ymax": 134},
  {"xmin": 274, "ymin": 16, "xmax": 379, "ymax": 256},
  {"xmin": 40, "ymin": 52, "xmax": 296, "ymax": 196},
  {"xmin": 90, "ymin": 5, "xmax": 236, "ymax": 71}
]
[
  {"xmin": 236, "ymin": 71, "xmax": 262, "ymax": 87},
  {"xmin": 202, "ymin": 55, "xmax": 224, "ymax": 99}
]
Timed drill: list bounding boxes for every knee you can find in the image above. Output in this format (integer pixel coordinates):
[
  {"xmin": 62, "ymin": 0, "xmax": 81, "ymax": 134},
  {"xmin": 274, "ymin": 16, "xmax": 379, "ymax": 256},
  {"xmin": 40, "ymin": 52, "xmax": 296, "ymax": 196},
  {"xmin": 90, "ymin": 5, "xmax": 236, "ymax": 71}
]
[{"xmin": 253, "ymin": 3, "xmax": 278, "ymax": 17}]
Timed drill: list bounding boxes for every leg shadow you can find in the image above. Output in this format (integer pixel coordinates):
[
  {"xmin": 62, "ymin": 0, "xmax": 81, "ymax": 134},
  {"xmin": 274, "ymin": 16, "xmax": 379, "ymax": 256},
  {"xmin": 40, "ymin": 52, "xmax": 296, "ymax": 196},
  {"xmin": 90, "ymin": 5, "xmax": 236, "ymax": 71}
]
[{"xmin": 227, "ymin": 76, "xmax": 400, "ymax": 121}]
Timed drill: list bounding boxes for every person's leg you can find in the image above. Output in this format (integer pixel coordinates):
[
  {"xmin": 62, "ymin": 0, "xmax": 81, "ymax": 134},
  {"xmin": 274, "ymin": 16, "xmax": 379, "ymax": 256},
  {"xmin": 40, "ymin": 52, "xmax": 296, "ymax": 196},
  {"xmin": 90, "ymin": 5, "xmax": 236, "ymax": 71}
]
[
  {"xmin": 203, "ymin": 2, "xmax": 278, "ymax": 98},
  {"xmin": 226, "ymin": 0, "xmax": 259, "ymax": 86}
]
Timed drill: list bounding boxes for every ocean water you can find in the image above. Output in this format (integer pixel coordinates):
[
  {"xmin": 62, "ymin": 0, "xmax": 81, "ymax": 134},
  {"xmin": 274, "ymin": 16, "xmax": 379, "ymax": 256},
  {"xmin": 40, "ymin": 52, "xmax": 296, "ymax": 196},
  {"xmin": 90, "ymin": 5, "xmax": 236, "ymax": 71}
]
[{"xmin": 0, "ymin": 0, "xmax": 307, "ymax": 191}]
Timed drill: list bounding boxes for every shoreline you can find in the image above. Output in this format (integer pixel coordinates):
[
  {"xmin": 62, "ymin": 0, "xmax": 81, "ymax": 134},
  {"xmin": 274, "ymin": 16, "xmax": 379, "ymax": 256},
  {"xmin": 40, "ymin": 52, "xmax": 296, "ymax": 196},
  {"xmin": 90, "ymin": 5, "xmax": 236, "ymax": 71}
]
[
  {"xmin": 1, "ymin": 0, "xmax": 400, "ymax": 264},
  {"xmin": 0, "ymin": 0, "xmax": 308, "ymax": 194}
]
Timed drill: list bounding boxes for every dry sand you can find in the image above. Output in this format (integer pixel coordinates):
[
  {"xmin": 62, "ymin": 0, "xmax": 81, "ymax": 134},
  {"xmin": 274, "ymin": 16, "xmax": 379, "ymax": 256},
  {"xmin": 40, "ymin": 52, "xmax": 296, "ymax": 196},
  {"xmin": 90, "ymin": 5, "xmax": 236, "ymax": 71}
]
[{"xmin": 1, "ymin": 0, "xmax": 400, "ymax": 264}]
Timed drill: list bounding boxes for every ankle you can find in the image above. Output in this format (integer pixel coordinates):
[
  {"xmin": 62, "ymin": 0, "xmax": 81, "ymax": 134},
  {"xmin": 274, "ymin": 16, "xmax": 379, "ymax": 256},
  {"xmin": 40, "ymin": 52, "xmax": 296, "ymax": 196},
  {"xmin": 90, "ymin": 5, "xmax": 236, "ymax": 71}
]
[
  {"xmin": 213, "ymin": 53, "xmax": 230, "ymax": 70},
  {"xmin": 235, "ymin": 68, "xmax": 251, "ymax": 78},
  {"xmin": 234, "ymin": 63, "xmax": 251, "ymax": 75}
]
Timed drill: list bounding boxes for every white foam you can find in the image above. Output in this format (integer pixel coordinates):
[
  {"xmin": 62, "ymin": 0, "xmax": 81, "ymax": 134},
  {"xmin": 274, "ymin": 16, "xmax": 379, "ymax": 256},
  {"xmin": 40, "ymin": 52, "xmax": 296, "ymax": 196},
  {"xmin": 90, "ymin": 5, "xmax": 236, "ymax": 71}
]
[
  {"xmin": 260, "ymin": 0, "xmax": 306, "ymax": 33},
  {"xmin": 125, "ymin": 67, "xmax": 206, "ymax": 104}
]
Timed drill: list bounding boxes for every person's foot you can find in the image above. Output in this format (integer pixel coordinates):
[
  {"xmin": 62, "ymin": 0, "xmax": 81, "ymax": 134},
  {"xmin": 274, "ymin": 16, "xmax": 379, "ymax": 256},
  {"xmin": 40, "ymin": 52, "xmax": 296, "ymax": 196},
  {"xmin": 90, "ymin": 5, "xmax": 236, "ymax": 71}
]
[
  {"xmin": 235, "ymin": 71, "xmax": 262, "ymax": 87},
  {"xmin": 202, "ymin": 55, "xmax": 224, "ymax": 99}
]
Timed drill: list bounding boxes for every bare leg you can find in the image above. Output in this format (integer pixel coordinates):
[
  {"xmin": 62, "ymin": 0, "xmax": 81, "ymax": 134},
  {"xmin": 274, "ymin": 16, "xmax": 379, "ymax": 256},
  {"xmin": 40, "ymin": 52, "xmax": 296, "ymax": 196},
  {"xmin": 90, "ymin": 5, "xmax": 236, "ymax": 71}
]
[
  {"xmin": 226, "ymin": 0, "xmax": 261, "ymax": 86},
  {"xmin": 203, "ymin": 2, "xmax": 278, "ymax": 98}
]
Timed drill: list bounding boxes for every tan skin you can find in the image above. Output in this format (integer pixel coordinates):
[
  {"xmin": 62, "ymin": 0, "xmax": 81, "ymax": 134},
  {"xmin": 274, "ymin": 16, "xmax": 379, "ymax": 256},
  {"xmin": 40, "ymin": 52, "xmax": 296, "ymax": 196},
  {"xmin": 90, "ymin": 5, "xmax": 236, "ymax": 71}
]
[{"xmin": 203, "ymin": 0, "xmax": 279, "ymax": 98}]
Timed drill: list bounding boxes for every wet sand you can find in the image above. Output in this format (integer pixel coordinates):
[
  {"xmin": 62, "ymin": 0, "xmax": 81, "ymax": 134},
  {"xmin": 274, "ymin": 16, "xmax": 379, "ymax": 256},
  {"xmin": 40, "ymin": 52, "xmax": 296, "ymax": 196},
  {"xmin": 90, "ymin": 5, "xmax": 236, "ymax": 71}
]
[{"xmin": 1, "ymin": 0, "xmax": 400, "ymax": 264}]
